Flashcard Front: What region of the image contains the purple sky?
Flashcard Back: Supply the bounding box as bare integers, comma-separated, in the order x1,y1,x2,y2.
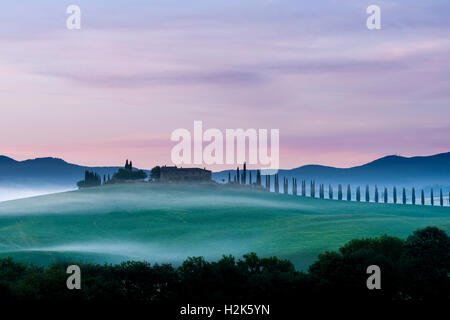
0,0,449,169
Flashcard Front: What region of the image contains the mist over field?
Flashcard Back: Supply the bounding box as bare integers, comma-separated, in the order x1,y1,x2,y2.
0,186,75,202
0,184,448,269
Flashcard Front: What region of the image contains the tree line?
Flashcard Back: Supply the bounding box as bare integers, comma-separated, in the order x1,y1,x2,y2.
0,227,448,303
227,164,449,206
77,160,147,189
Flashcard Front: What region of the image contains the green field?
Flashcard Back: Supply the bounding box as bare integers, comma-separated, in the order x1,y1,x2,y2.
0,183,449,270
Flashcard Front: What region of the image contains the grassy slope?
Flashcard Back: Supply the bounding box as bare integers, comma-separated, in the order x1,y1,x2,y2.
0,183,448,270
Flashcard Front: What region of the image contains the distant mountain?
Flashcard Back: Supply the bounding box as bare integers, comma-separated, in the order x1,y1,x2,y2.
213,152,450,189
1,153,449,191
0,156,126,188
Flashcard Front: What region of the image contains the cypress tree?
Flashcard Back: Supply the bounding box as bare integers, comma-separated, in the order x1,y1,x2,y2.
421,189,425,205
347,184,351,201
375,185,379,203
402,187,406,204
242,162,247,185
249,171,252,185
440,188,443,206
236,167,240,184
338,184,343,200
302,180,306,196
228,172,231,184
275,175,279,193
393,187,397,204
320,184,324,199
356,186,361,202
431,188,434,206
256,170,261,186
412,187,416,205
329,184,333,200
284,178,288,194
384,187,388,203
365,185,370,202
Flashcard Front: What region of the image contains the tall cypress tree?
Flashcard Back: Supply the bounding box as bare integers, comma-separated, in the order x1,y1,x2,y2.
375,185,379,203
365,185,370,202
236,167,240,184
242,162,247,185
421,189,425,205
411,187,416,205
440,188,443,206
256,170,261,186
402,187,406,204
384,187,388,203
431,188,434,206
356,186,361,202
275,175,279,193
346,184,351,201
393,187,397,204
228,172,231,184
320,184,324,199
302,180,306,196
338,184,343,200
329,184,333,200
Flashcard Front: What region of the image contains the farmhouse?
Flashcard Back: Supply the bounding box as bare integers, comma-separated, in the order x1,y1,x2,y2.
160,166,212,183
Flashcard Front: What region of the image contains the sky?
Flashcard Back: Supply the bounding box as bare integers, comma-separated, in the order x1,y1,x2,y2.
0,0,449,170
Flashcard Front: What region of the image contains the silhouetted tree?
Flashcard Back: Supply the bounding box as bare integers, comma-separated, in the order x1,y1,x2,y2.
236,167,240,184
356,186,361,202
77,170,101,189
402,188,406,204
329,184,333,200
412,187,416,205
151,166,161,180
431,188,434,206
365,185,370,202
346,184,351,201
421,189,425,205
440,188,443,206
384,187,388,203
393,187,397,204
274,175,279,193
242,163,247,185
256,170,261,186
302,180,306,197
375,185,379,203
338,184,343,200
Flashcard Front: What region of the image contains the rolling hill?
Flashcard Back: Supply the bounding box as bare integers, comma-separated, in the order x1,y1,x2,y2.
0,183,448,270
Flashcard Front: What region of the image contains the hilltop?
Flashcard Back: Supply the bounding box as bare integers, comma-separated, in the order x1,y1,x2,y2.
0,183,448,269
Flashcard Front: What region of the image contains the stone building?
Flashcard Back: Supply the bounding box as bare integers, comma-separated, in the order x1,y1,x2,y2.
159,166,212,183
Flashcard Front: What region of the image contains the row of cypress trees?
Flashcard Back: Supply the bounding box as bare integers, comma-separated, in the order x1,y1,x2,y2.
227,165,449,206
